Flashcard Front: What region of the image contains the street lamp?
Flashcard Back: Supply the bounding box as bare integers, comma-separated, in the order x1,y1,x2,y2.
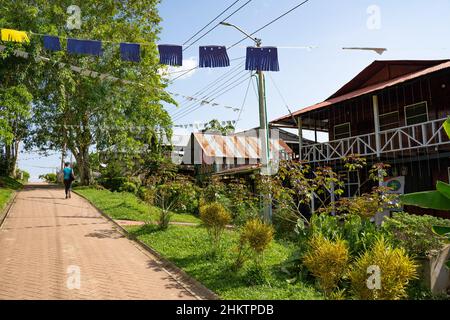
220,21,272,222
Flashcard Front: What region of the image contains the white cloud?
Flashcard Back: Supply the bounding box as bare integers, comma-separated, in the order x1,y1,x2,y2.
159,57,198,81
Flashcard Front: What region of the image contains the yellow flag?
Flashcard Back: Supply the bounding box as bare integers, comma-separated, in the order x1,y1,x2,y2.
1,29,30,43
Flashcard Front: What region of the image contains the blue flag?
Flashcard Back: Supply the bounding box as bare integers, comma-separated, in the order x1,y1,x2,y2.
245,47,280,72
158,44,183,66
43,35,62,52
199,46,230,68
120,43,141,62
67,39,103,56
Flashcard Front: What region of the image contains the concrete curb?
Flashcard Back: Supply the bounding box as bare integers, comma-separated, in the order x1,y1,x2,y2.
74,190,220,301
0,191,17,228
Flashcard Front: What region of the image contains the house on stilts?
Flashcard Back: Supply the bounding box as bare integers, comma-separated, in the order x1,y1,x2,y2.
271,59,450,219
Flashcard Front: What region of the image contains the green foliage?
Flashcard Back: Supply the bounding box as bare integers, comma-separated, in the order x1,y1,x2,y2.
349,237,418,300
39,173,57,183
75,188,200,224
17,170,30,183
234,219,274,270
1,1,173,185
382,212,450,257
200,202,232,255
201,177,258,225
0,176,23,190
119,181,138,194
156,180,199,214
127,224,323,300
400,178,450,211
202,119,235,135
303,234,350,295
310,214,378,255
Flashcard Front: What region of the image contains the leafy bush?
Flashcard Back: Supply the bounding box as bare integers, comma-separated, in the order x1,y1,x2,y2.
157,180,199,214
119,181,138,194
137,186,157,204
234,219,274,270
303,234,350,295
382,212,450,257
310,214,378,255
201,178,258,225
349,237,418,300
200,202,232,255
17,170,30,183
100,176,128,192
39,173,57,183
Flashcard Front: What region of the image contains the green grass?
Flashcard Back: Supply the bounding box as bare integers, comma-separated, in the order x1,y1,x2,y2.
0,177,23,211
75,188,201,224
127,224,323,300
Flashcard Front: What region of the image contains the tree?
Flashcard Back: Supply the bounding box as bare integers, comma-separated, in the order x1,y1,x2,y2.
0,85,32,176
1,1,173,185
202,119,235,135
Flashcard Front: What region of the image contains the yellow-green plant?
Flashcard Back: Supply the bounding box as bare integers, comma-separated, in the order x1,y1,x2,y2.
200,202,232,255
303,234,350,295
349,237,418,300
234,219,274,270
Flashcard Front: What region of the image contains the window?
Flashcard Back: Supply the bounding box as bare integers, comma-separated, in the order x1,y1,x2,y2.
334,123,351,140
379,111,399,131
404,102,428,126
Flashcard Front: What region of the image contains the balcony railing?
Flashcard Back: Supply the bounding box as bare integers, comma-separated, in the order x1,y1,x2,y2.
300,118,450,163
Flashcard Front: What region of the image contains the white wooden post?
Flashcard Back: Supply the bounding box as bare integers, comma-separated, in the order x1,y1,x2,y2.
298,116,303,160
372,95,381,158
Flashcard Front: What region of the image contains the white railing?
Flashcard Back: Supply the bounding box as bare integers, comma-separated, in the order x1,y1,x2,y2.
301,118,450,163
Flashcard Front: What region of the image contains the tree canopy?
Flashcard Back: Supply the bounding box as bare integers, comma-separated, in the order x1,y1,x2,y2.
0,0,174,184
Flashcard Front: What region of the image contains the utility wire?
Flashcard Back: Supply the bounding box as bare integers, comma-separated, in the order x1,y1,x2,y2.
235,74,254,126
169,61,246,114
173,74,252,121
183,0,253,51
228,0,311,49
182,0,242,46
171,68,248,118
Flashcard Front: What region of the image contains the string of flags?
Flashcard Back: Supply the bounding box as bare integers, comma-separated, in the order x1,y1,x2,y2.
0,27,281,71
0,43,242,113
173,120,237,130
167,91,241,112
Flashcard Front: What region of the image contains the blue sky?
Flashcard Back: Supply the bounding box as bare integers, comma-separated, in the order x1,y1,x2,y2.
19,0,450,180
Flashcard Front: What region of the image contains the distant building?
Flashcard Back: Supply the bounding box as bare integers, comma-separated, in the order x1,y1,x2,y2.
182,131,293,180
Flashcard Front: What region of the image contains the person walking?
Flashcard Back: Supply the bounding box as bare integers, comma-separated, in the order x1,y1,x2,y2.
63,162,75,199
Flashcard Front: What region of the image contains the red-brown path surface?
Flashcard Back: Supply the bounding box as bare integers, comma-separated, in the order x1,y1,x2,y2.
0,184,200,300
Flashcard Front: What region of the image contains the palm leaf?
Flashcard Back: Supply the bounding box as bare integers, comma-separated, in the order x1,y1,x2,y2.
437,181,450,201
444,117,450,139
400,191,450,211
432,225,450,238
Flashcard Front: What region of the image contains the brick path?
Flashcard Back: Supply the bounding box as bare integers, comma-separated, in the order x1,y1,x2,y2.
0,184,200,300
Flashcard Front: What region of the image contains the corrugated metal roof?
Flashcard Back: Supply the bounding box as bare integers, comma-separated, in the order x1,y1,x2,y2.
271,60,450,124
193,133,293,159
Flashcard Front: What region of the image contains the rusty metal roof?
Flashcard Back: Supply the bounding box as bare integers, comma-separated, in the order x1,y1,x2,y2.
271,60,450,125
193,133,293,159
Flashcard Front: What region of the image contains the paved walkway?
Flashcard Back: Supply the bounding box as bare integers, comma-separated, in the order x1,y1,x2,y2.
0,184,200,300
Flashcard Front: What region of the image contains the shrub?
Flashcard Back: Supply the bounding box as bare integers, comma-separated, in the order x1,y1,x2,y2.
137,186,157,204
234,219,274,270
303,234,350,295
200,202,232,255
382,212,450,257
39,173,57,183
119,181,138,194
100,176,128,192
157,180,199,214
349,237,418,300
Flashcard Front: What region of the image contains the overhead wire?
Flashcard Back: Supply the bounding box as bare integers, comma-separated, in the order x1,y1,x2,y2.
173,73,252,122
228,0,311,50
183,0,253,52
182,0,243,46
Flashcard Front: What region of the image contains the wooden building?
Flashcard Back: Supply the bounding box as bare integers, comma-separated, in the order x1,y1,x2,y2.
271,60,450,218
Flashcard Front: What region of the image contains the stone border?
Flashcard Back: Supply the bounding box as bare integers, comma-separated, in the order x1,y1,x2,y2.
0,191,17,228
74,190,220,300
